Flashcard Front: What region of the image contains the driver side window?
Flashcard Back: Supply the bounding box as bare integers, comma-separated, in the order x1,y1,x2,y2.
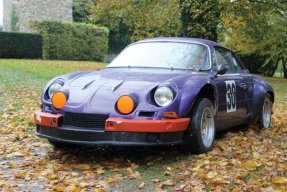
214,47,234,73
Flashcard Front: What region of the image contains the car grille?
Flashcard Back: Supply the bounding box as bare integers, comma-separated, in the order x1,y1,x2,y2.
63,111,109,130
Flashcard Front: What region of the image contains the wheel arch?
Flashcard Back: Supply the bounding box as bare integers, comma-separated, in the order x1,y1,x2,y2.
252,78,274,120
176,76,218,118
181,83,218,118
267,91,274,104
195,83,218,114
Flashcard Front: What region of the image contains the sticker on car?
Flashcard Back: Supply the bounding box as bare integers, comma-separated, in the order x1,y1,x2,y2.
225,80,236,113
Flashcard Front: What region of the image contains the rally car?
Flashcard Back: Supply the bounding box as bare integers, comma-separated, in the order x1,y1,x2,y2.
34,37,274,154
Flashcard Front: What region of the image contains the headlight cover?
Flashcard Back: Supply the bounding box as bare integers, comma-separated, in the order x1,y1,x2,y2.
48,83,63,98
154,86,175,107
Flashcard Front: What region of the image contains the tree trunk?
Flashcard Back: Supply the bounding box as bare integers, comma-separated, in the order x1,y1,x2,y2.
270,58,280,77
263,56,279,77
282,57,287,79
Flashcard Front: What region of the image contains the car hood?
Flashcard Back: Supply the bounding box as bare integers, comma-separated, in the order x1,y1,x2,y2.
58,68,201,113
69,68,191,89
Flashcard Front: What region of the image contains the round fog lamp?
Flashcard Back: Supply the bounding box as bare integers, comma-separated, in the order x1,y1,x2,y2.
52,92,68,110
117,95,136,114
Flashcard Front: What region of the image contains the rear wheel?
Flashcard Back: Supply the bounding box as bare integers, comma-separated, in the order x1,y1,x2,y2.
184,98,215,154
258,95,272,129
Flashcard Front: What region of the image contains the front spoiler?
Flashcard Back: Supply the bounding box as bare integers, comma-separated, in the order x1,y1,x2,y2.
34,111,190,146
36,125,185,146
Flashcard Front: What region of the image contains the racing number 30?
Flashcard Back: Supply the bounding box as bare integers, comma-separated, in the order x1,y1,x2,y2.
225,80,236,113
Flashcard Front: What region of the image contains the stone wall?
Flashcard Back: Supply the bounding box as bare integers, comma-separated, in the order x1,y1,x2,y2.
2,0,13,31
3,0,72,33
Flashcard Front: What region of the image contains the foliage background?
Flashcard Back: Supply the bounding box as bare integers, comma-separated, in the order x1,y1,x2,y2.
29,19,109,62
219,0,287,76
89,0,286,77
73,0,95,24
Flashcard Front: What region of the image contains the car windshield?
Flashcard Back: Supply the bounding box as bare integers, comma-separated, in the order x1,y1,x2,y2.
107,42,210,70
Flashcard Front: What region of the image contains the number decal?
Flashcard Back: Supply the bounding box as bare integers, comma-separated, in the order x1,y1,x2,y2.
225,80,236,113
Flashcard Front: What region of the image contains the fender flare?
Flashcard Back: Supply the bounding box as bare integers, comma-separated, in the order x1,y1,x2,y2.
251,78,274,121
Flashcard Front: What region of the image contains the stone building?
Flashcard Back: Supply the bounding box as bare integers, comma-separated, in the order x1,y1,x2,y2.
2,0,72,33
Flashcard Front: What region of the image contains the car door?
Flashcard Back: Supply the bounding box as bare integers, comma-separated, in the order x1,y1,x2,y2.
231,52,251,117
213,47,248,124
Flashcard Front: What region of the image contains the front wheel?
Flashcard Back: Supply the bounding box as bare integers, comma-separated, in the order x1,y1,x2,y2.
184,98,215,154
258,95,272,129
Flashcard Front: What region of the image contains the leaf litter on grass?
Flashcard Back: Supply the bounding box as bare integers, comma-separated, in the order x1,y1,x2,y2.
1,59,287,191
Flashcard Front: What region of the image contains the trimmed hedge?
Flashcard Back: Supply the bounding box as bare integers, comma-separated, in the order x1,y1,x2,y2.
0,31,42,59
29,19,109,62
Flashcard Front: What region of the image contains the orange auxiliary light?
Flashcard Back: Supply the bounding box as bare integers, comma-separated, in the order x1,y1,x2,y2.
52,92,68,110
117,95,136,115
163,112,178,119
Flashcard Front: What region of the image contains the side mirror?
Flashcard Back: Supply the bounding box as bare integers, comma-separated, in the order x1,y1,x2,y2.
215,64,227,77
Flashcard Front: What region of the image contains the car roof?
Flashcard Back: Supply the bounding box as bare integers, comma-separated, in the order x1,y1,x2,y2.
136,37,229,50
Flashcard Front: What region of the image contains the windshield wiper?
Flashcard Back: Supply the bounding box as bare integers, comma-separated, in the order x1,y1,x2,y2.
186,67,196,71
186,67,202,72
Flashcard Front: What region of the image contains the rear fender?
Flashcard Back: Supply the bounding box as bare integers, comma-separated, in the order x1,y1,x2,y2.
252,77,274,120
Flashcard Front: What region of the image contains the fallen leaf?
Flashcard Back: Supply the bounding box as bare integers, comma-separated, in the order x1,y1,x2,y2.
152,179,160,183
147,162,153,166
164,171,172,175
163,179,174,186
206,171,218,179
167,167,174,172
245,160,257,170
274,177,287,184
71,172,79,177
13,151,23,157
138,182,145,189
10,162,17,169
79,182,89,188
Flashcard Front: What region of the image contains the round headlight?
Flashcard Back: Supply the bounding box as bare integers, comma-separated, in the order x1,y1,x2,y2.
154,86,174,107
48,83,63,98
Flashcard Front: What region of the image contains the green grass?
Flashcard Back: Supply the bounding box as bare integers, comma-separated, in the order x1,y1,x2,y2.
265,76,287,104
0,59,107,114
0,59,107,88
273,73,284,78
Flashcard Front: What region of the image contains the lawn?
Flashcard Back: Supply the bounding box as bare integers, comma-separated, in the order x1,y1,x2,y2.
0,59,287,191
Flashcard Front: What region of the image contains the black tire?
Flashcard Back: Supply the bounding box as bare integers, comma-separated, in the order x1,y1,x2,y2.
184,98,216,154
258,95,272,129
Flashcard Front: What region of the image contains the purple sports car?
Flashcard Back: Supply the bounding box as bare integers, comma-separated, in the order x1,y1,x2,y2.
34,38,274,154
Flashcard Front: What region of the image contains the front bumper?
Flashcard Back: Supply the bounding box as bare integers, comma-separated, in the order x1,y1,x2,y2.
34,111,190,146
